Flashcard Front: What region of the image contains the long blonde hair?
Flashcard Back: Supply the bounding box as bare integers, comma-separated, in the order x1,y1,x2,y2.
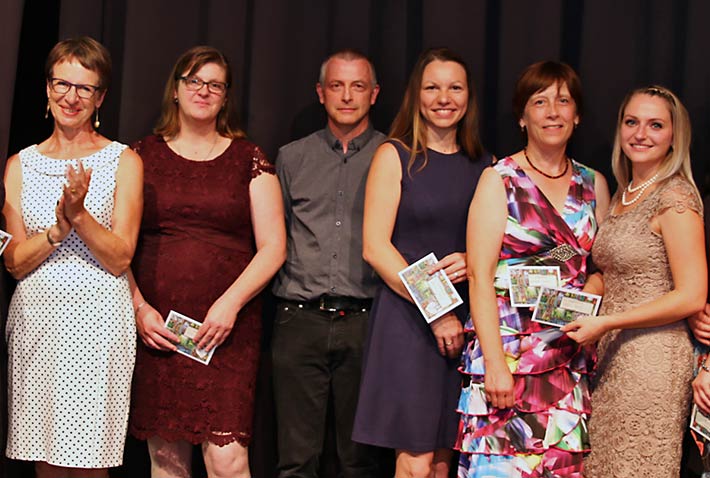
611,85,701,203
388,48,483,176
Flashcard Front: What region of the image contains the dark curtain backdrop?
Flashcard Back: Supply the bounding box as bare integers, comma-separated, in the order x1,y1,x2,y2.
2,1,710,477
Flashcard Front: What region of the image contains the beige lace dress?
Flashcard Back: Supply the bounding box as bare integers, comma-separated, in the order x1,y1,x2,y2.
585,175,702,477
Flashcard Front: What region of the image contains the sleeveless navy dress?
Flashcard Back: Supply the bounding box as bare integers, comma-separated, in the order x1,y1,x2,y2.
352,141,488,451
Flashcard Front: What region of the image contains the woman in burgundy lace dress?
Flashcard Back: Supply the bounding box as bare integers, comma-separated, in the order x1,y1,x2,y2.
128,46,285,478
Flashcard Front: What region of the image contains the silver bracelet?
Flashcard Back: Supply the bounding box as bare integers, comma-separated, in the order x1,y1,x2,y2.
135,302,147,314
701,355,710,373
46,228,62,247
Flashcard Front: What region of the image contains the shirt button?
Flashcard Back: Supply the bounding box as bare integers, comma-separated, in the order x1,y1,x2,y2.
332,253,337,258
330,287,336,293
335,220,342,227
338,190,344,196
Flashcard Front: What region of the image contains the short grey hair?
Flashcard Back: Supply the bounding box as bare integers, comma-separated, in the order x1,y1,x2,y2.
318,49,377,87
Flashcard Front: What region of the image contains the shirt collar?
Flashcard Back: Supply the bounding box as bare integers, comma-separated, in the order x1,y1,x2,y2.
324,124,375,155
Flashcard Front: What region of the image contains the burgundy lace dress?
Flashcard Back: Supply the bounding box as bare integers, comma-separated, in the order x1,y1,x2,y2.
129,135,273,446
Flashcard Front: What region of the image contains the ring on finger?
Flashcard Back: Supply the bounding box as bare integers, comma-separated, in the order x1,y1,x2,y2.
453,271,459,278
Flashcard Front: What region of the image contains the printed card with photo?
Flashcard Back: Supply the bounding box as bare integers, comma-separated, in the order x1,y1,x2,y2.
690,404,710,441
164,310,215,365
507,266,561,307
398,252,464,324
532,286,602,328
0,229,13,256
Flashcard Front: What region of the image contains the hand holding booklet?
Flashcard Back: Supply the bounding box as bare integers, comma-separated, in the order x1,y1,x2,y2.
532,286,602,328
398,253,464,323
164,310,216,365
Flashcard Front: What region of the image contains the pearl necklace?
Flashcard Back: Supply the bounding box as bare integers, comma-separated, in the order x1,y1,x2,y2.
621,173,659,206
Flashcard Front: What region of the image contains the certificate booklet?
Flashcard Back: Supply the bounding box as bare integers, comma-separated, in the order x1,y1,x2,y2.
507,266,561,307
690,404,710,441
532,286,602,328
0,229,12,256
398,253,464,323
164,310,215,365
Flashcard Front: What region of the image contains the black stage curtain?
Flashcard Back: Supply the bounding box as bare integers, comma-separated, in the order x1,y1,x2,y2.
2,1,709,477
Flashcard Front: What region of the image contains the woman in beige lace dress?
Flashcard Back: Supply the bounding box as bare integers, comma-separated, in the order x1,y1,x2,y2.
561,85,707,477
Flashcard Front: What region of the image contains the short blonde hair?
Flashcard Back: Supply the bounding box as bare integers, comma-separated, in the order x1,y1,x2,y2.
611,85,701,203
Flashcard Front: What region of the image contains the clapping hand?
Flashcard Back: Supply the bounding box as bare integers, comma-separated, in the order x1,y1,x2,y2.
62,159,92,223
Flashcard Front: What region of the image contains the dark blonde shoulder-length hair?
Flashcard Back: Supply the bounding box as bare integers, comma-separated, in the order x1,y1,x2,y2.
388,47,484,176
154,46,245,140
611,85,701,203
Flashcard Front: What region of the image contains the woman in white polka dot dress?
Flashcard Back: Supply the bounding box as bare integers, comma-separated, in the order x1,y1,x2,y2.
1,37,143,477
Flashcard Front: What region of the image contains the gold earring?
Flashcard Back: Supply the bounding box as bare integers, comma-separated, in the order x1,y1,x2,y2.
45,100,50,119
94,107,100,129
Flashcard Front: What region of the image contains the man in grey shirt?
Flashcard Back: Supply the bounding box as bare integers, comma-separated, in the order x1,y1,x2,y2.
271,49,385,477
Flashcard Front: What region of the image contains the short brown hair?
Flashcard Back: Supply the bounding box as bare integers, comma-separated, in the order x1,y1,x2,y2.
45,36,112,90
512,61,583,123
154,46,245,140
389,47,484,175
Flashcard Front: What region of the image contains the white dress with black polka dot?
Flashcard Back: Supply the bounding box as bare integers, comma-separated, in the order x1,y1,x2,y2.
5,142,136,468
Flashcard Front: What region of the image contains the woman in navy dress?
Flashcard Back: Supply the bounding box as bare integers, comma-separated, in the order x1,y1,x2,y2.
352,48,490,478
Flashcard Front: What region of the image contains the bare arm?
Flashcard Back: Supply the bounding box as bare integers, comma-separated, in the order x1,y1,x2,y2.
128,269,179,351
65,149,143,276
563,205,707,344
583,271,604,296
2,155,72,279
362,143,409,299
362,143,464,357
194,171,286,351
593,170,611,224
467,167,514,408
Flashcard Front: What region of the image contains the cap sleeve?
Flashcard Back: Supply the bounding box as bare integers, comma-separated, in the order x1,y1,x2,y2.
653,175,703,217
250,143,275,179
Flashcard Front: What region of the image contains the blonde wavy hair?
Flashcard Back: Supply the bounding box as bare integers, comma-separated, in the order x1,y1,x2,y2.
611,85,701,203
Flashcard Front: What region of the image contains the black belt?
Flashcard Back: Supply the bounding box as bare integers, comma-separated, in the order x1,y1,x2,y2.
286,295,372,313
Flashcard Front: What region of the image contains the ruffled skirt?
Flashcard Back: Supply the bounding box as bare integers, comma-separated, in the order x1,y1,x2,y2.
455,299,594,478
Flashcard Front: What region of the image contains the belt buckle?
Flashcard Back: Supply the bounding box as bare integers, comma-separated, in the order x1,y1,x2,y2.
319,296,337,312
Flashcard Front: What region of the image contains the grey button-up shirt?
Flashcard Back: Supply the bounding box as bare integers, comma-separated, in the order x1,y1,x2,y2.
272,125,386,301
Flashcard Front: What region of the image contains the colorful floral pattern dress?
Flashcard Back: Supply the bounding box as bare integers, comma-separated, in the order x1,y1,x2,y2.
456,156,598,478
